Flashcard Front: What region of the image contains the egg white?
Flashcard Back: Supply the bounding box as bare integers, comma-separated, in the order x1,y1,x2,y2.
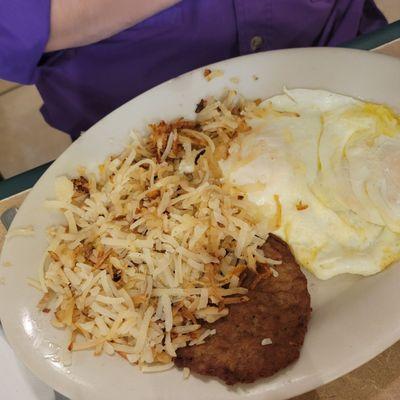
220,89,400,279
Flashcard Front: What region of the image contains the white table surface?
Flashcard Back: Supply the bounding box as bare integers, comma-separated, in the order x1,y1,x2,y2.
0,326,59,399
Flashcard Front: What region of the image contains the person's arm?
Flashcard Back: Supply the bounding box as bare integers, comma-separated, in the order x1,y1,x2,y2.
46,0,180,52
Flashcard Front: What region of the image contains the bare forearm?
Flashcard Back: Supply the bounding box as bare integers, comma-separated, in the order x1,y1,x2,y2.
46,0,180,52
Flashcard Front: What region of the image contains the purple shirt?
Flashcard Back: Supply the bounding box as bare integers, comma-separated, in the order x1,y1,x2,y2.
0,0,386,140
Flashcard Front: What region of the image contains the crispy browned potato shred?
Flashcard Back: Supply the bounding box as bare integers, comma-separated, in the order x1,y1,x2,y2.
39,91,289,373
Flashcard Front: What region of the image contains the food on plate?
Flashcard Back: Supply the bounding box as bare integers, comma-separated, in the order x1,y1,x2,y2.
36,86,400,382
40,91,295,375
175,233,311,385
203,68,224,81
221,89,400,279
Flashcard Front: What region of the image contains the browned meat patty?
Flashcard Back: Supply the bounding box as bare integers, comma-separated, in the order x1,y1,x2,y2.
174,234,311,385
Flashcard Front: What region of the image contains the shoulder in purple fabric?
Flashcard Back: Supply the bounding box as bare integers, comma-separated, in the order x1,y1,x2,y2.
0,0,386,139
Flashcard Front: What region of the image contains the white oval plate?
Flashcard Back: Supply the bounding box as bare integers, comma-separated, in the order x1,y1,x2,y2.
1,48,400,400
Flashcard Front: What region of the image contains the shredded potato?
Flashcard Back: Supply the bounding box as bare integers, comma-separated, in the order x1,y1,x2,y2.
6,226,35,239
38,91,273,370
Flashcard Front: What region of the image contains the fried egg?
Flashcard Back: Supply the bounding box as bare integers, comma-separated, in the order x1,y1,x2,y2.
220,89,400,279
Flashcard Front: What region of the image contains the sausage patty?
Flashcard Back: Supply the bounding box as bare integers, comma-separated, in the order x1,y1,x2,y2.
174,234,311,385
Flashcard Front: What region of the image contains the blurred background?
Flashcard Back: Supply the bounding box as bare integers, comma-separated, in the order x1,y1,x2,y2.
0,0,399,180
